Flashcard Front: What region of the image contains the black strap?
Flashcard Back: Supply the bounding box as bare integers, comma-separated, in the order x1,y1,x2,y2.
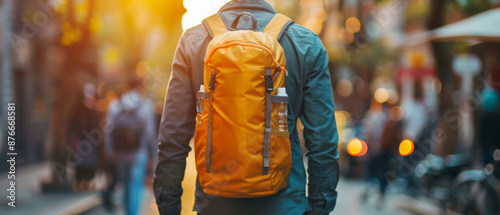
263,68,273,175
206,69,216,173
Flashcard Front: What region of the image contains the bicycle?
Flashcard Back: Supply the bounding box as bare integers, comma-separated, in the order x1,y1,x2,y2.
442,149,500,215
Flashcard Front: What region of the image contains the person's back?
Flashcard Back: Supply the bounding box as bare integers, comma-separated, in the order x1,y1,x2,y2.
106,89,157,161
104,85,158,215
154,1,339,214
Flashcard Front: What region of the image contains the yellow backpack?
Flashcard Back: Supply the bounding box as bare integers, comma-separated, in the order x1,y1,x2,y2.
194,12,293,198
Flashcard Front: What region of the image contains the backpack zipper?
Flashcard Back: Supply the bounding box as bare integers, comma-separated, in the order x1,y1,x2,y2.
205,41,285,70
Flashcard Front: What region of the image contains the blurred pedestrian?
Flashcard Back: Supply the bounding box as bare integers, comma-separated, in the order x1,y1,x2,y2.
154,0,339,215
68,84,101,192
103,77,158,215
399,81,429,196
479,86,500,165
360,97,391,208
401,81,427,142
375,101,402,205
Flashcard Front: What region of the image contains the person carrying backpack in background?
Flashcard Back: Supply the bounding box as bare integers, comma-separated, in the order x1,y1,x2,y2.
104,77,158,215
154,0,339,215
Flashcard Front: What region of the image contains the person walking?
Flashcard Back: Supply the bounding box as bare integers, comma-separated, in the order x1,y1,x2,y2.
104,78,158,215
360,98,401,209
154,1,339,215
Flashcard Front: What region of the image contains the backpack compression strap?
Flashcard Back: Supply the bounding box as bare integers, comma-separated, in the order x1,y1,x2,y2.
263,14,293,41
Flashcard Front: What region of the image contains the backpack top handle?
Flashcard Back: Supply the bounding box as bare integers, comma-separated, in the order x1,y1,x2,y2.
203,13,293,40
229,12,257,31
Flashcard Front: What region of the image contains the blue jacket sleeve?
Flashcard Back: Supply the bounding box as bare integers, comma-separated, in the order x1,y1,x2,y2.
299,35,340,215
153,32,196,215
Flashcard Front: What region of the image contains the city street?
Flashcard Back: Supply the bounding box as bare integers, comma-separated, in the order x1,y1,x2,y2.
84,146,420,215
2,0,500,214
1,143,446,215
1,143,443,215
84,178,419,215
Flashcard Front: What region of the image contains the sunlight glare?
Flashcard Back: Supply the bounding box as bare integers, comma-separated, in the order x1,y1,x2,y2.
182,0,231,31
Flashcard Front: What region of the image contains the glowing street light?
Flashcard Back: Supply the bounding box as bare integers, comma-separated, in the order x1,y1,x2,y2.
399,139,414,156
347,138,368,156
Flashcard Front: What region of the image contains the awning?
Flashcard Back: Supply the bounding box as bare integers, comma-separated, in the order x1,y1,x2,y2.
406,8,500,47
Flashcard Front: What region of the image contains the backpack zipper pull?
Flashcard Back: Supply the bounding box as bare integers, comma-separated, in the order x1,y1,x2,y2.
275,67,281,78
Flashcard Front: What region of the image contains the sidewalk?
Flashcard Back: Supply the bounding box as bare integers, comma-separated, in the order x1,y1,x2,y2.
0,162,101,215
332,178,449,215
332,179,411,215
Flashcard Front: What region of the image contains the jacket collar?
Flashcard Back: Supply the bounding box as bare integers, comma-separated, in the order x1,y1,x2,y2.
219,0,276,14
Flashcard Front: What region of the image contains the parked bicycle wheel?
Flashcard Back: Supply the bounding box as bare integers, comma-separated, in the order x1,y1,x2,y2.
443,171,500,215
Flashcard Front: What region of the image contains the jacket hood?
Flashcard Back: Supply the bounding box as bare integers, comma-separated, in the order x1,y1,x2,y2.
219,0,276,14
120,89,142,109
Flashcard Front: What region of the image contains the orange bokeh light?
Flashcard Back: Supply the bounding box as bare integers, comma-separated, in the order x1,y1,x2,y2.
389,106,404,121
399,139,414,156
347,138,368,156
359,140,368,156
345,17,361,33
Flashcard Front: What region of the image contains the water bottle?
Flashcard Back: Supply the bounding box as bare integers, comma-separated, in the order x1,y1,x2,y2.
196,85,204,124
276,87,288,132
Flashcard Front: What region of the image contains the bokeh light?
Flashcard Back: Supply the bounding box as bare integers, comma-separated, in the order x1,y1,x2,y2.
136,61,150,77
347,138,362,155
374,88,389,103
345,17,361,33
494,149,500,161
347,138,368,156
358,140,368,156
405,51,428,68
389,106,404,121
336,79,354,97
399,139,414,156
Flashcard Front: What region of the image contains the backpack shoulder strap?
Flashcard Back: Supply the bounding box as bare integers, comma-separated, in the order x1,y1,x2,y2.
263,13,294,41
203,13,227,39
